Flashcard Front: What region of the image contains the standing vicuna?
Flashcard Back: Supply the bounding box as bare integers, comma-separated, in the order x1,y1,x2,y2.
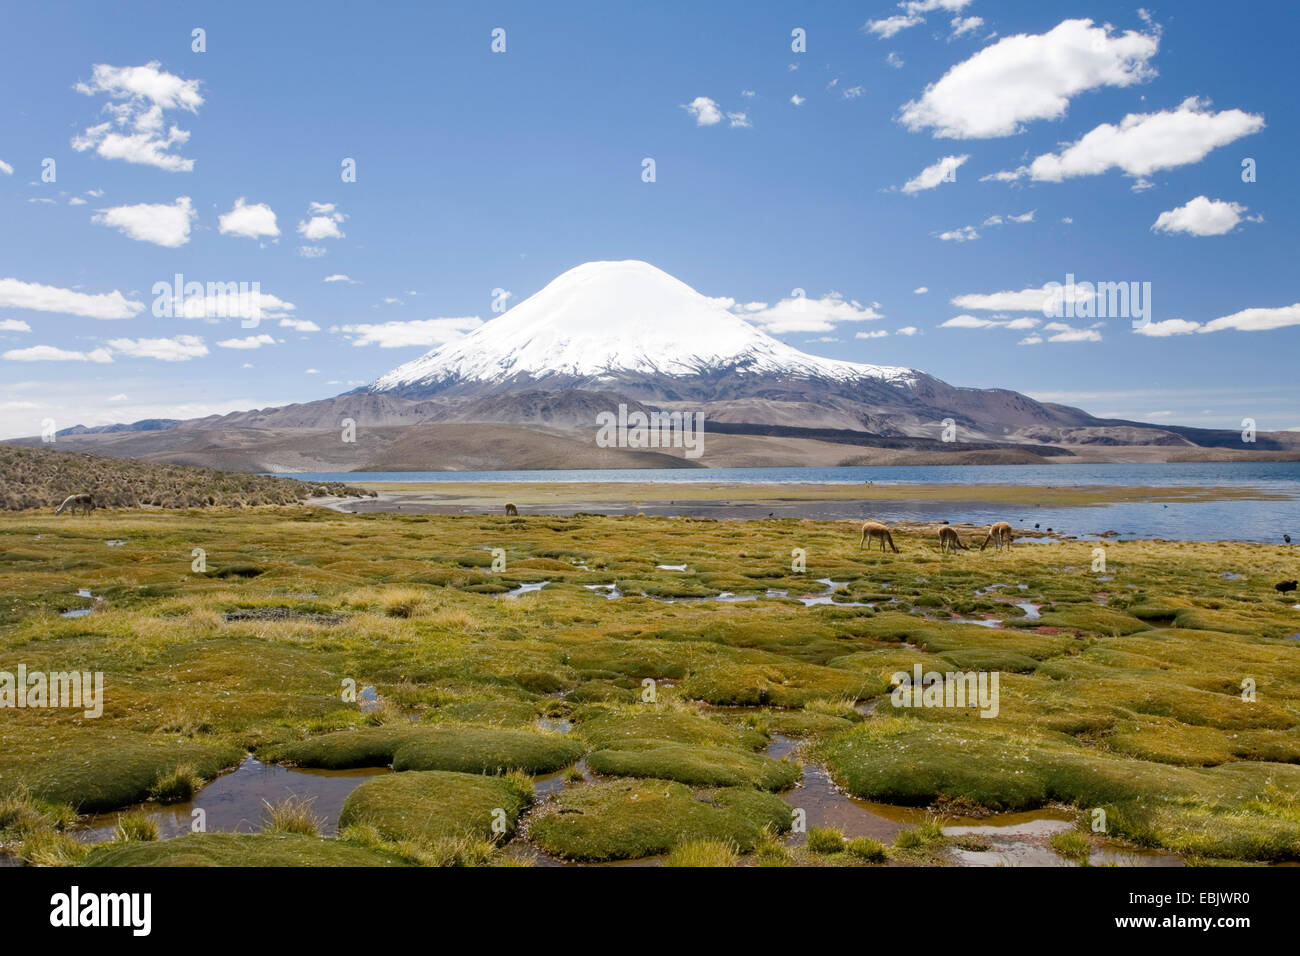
938,526,967,554
980,521,1014,551
859,521,900,553
55,493,95,516
504,503,519,516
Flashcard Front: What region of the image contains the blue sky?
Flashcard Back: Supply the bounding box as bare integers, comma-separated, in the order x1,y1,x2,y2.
2,0,1297,439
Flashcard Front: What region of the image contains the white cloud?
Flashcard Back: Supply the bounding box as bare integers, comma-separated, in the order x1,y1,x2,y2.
4,345,112,363
937,225,979,242
0,319,32,332
865,1,972,38
741,90,756,98
323,274,353,283
279,318,321,332
1018,335,1043,345
913,287,928,295
993,98,1265,183
92,196,195,247
1046,325,1103,343
72,62,202,172
942,314,1042,331
951,284,1094,313
790,94,806,106
727,111,751,128
299,246,327,258
216,334,275,349
942,314,998,328
843,85,867,98
738,293,884,334
106,335,208,361
901,154,967,194
339,317,483,348
1151,195,1252,237
896,326,920,335
1199,304,1300,334
1134,318,1200,337
855,330,890,339
865,14,922,38
885,53,904,69
950,16,983,37
219,198,279,239
683,97,723,126
0,160,13,175
899,19,1159,139
297,202,346,241
0,278,143,319
68,197,87,205
175,290,295,323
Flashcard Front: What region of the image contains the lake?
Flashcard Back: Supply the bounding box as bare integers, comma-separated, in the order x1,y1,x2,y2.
287,461,1300,543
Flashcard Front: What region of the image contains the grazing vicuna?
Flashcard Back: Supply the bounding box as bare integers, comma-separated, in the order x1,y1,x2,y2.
859,521,900,553
505,503,519,516
938,526,967,554
55,493,95,516
980,521,1013,551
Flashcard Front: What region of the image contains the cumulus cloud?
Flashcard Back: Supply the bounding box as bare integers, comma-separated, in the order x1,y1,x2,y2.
790,94,806,106
72,62,202,171
950,15,983,37
856,329,889,339
0,319,31,332
106,334,208,361
936,226,979,242
1133,318,1200,337
990,98,1265,183
216,334,275,349
219,198,279,239
339,317,484,348
737,293,885,334
901,154,967,193
683,97,723,126
896,326,920,335
0,278,143,319
0,159,12,176
297,201,346,241
323,274,354,283
899,19,1159,139
279,318,321,332
951,284,1095,313
913,287,928,295
865,0,972,38
3,345,113,363
1199,304,1300,334
92,196,195,247
1045,324,1103,342
1151,196,1254,237
175,290,295,323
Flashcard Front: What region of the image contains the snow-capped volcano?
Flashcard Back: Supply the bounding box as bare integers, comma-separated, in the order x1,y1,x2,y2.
369,260,918,396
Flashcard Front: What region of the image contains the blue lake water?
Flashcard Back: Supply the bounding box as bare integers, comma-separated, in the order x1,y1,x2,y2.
289,462,1300,543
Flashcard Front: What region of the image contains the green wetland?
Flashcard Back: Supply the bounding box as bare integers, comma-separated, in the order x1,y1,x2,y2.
2,501,1299,867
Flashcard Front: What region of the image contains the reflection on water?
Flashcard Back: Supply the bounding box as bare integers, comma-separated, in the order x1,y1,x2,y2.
766,735,1182,867
75,757,387,842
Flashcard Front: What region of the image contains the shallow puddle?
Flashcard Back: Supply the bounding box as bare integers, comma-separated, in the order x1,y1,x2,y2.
74,756,388,843
502,580,549,598
767,735,1183,867
61,588,96,617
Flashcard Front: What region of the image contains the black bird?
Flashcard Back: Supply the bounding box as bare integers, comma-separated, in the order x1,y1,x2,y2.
1286,534,1292,544
1276,580,1298,594
1034,523,1040,529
